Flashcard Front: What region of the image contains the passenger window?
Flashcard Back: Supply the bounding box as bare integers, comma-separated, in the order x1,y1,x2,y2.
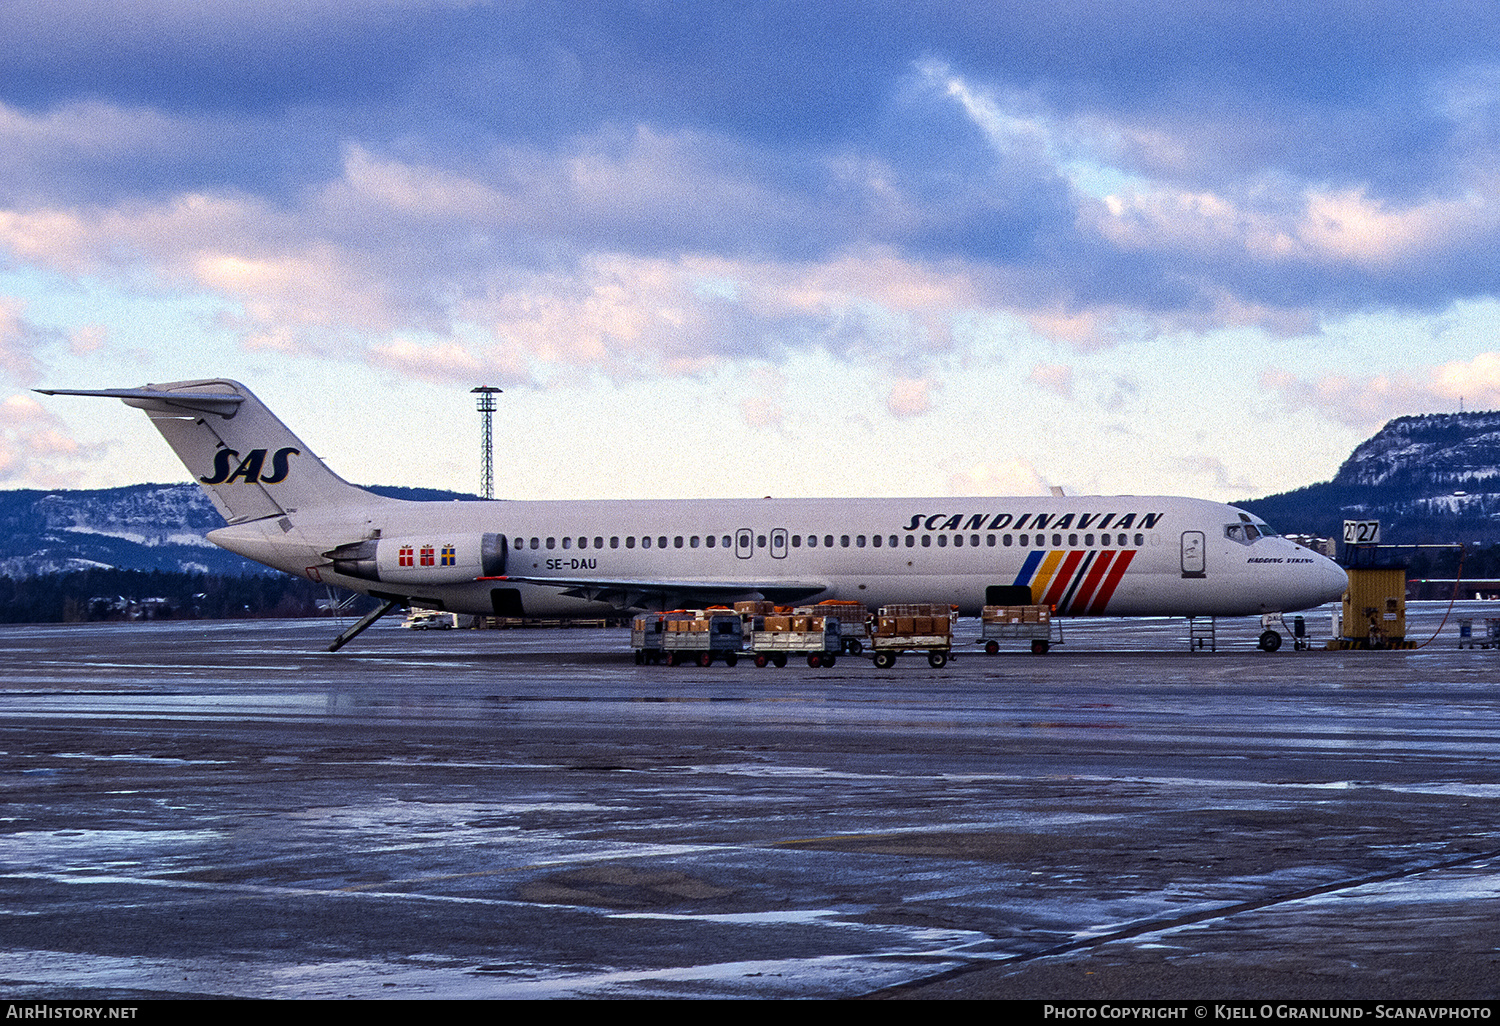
1053,534,1062,547
530,537,539,550
1003,534,1012,546
1084,534,1094,546
872,535,881,547
611,537,619,549
658,536,667,549
722,536,731,548
626,536,635,549
808,535,817,548
707,535,716,548
905,535,915,548
757,535,766,548
921,535,931,547
856,535,865,548
889,535,898,548
1068,534,1077,547
642,537,651,549
674,536,684,548
840,535,850,547
972,534,981,547
690,536,699,548
824,535,833,548
1018,534,1027,547
546,537,556,549
514,537,523,551
937,534,947,547
594,537,603,549
953,534,963,547
1134,533,1144,546
562,537,571,549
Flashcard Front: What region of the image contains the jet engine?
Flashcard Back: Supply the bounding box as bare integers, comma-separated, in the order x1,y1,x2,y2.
322,533,506,585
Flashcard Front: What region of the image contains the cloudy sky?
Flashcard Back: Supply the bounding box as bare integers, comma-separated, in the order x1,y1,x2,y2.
4,1,1500,506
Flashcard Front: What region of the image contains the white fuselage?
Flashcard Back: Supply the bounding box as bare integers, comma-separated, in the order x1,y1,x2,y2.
208,493,1349,619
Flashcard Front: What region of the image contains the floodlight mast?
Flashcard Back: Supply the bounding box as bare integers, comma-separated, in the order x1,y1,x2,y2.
471,385,502,500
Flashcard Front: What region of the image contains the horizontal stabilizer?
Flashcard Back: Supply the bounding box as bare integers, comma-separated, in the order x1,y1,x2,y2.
34,388,245,417
39,379,369,524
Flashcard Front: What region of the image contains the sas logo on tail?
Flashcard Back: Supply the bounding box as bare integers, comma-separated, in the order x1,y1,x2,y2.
200,447,300,485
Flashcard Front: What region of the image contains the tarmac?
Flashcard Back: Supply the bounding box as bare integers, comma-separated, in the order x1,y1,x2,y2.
0,604,1496,1000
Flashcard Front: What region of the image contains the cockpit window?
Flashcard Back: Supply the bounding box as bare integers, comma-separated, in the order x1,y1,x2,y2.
1229,512,1281,541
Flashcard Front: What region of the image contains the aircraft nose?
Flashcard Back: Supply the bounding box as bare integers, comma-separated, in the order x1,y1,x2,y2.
1316,556,1348,604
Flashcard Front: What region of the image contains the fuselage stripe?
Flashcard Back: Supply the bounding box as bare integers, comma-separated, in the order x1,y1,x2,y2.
1013,549,1046,595
1070,549,1117,613
1087,549,1137,614
1059,550,1101,613
1042,550,1085,608
1032,550,1066,604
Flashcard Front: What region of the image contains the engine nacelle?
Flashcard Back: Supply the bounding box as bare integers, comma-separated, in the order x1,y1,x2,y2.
323,533,506,585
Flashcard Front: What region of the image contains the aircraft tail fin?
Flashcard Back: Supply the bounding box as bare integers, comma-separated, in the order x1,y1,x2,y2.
38,379,370,524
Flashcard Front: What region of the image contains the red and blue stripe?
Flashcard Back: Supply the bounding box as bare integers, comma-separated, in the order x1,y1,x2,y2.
1013,549,1136,614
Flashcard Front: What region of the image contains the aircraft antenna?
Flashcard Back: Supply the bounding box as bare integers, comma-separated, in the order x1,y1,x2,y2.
471,385,502,500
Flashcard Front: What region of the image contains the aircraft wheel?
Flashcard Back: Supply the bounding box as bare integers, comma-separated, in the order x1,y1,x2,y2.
928,651,948,669
807,654,822,668
1031,639,1049,655
873,651,896,669
1258,630,1283,653
985,640,999,655
754,654,769,668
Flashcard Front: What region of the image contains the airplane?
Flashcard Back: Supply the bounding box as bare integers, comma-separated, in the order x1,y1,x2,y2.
38,378,1348,652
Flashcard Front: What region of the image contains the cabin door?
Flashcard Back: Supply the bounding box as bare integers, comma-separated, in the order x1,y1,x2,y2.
1181,531,1206,578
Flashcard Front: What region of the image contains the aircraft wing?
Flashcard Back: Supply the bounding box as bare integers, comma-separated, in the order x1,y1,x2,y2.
490,574,831,610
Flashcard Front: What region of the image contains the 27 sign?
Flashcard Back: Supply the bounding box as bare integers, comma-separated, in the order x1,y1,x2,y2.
1343,520,1381,545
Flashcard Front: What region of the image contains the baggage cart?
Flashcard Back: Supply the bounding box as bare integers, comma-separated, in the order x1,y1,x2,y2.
869,604,955,669
978,604,1060,654
659,610,743,666
747,617,842,668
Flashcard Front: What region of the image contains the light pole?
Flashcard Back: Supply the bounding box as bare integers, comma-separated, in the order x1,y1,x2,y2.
471,386,502,500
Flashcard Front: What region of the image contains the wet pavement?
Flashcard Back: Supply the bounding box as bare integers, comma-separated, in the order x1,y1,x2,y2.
0,604,1496,999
